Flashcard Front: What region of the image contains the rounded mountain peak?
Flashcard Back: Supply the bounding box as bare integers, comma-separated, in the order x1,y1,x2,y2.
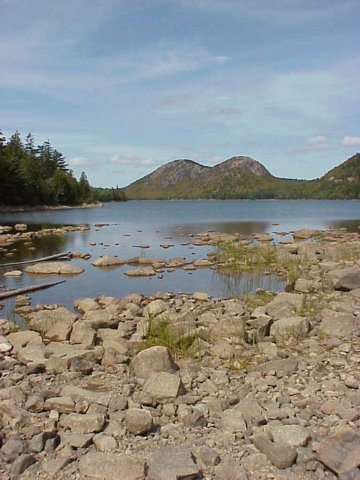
214,156,272,177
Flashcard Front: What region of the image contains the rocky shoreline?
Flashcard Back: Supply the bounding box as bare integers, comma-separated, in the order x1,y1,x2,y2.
0,203,103,214
1,228,360,479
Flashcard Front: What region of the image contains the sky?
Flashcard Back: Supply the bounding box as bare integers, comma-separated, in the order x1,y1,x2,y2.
1,0,360,187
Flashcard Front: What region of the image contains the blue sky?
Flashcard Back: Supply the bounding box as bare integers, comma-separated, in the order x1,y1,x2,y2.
1,0,360,187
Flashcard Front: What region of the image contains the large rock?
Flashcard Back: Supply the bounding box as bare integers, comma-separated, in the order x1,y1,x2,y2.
221,409,246,433
147,445,199,480
335,271,360,291
124,267,156,277
79,452,146,479
317,427,360,474
25,261,84,275
131,346,178,379
320,310,359,338
268,424,311,447
257,358,298,376
28,307,77,335
209,316,246,342
92,256,127,267
70,321,95,348
82,309,119,329
143,372,183,401
252,433,297,469
7,330,42,350
125,408,153,435
270,316,310,343
60,413,106,434
143,300,168,319
236,396,265,428
75,297,101,313
60,385,111,407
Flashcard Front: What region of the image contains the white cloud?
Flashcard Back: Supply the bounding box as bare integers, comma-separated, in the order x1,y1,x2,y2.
68,157,97,168
294,135,335,153
110,153,160,168
342,136,360,147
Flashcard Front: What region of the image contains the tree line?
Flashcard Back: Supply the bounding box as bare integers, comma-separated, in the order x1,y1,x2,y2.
0,130,126,206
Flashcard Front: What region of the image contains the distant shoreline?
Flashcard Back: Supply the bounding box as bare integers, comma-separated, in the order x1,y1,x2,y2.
0,202,103,214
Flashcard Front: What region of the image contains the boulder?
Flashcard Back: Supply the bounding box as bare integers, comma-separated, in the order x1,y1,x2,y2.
7,330,42,350
44,396,75,414
70,321,95,348
221,409,246,433
124,267,156,277
92,255,127,267
143,300,168,319
147,445,199,480
125,408,153,435
75,297,101,313
131,346,178,379
82,309,119,329
25,261,84,274
28,307,77,335
317,427,360,475
79,452,146,480
268,424,311,447
320,310,359,338
335,271,360,291
92,434,117,452
270,316,310,343
60,385,111,407
257,358,298,376
252,433,297,469
143,372,183,401
236,396,265,428
4,270,23,277
60,413,106,434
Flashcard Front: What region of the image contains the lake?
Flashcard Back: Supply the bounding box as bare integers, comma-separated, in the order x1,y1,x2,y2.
1,200,360,324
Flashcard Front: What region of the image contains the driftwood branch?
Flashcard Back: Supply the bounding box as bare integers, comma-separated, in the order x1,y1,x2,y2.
1,252,71,268
0,280,66,300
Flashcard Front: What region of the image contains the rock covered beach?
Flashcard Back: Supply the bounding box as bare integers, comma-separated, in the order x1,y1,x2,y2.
0,226,360,479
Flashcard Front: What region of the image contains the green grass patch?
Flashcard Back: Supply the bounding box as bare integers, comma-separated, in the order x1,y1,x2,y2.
142,318,200,359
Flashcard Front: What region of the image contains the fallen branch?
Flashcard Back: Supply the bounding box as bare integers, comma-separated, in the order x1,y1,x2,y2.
0,280,66,300
1,252,71,268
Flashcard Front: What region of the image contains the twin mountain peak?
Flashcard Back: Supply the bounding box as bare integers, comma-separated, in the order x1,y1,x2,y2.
124,153,360,200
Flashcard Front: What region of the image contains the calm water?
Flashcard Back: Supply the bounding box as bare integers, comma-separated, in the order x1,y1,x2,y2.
1,200,360,324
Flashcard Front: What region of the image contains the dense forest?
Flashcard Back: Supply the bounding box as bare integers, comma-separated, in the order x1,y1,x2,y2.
0,130,126,206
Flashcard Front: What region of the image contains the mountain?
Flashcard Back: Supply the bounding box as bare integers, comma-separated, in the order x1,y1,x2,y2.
124,154,360,200
322,153,360,181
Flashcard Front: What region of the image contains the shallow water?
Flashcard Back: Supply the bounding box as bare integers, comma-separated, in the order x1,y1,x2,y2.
1,200,359,322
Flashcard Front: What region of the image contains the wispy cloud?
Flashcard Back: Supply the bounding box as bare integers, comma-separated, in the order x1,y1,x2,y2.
109,153,160,168
294,135,335,153
176,0,358,25
153,93,191,110
68,157,98,169
208,107,241,117
342,136,360,147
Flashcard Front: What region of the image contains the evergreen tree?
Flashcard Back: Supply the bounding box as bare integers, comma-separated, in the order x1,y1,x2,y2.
78,171,91,202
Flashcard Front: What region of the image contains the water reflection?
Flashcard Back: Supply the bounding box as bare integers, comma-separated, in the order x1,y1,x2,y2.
211,269,285,298
1,200,359,326
325,219,360,232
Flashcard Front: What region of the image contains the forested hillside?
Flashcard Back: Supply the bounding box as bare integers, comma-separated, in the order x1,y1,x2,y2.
125,154,360,200
0,130,126,206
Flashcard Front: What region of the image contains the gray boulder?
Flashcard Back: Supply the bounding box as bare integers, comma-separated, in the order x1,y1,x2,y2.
25,261,84,274
143,372,183,401
147,445,199,480
131,346,178,379
79,452,146,479
125,408,153,435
